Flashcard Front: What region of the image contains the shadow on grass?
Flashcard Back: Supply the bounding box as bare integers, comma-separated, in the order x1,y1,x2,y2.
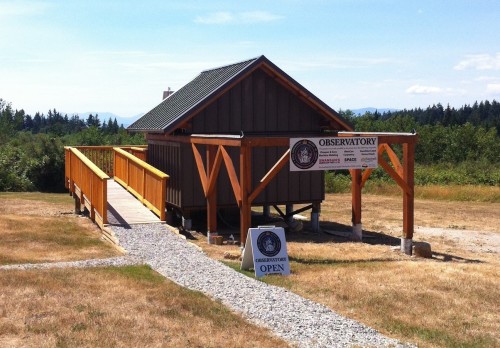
185,211,485,264
431,251,483,263
287,221,485,264
286,220,401,246
288,256,403,265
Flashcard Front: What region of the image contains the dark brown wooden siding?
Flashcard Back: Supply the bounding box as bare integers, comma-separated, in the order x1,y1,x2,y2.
149,141,324,211
148,67,329,212
148,141,183,207
191,69,326,135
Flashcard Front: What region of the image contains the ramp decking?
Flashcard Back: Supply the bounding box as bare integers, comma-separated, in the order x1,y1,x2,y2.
107,179,162,226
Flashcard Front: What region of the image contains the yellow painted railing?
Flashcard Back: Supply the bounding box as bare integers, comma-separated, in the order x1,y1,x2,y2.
127,147,148,161
64,147,110,228
75,146,147,176
113,147,168,221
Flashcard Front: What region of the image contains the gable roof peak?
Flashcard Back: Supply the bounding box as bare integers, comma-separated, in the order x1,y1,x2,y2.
201,55,263,74
128,55,352,133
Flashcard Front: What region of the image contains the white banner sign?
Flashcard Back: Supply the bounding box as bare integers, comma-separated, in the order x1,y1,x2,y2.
289,137,378,171
241,226,290,277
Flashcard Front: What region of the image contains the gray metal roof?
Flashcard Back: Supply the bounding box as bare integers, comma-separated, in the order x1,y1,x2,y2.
128,56,260,132
128,55,353,133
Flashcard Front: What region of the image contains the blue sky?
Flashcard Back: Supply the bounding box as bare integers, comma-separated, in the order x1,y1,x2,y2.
1,0,499,118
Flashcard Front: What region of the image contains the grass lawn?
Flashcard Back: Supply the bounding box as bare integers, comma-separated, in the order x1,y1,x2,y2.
0,193,120,264
0,266,288,347
0,193,289,347
193,192,500,348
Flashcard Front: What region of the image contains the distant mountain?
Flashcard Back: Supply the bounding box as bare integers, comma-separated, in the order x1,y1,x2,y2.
350,107,399,115
76,112,143,128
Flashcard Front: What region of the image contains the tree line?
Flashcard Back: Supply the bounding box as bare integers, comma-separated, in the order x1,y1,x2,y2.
0,97,499,192
335,99,499,186
346,99,500,130
0,98,145,192
0,99,123,138
341,110,499,165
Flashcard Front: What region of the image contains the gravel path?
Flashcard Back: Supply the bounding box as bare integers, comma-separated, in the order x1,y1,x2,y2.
113,223,412,348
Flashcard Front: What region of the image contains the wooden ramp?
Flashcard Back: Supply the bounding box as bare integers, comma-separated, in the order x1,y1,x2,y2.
107,179,162,226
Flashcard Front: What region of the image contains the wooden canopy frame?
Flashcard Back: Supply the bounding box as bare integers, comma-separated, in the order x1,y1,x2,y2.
151,132,418,255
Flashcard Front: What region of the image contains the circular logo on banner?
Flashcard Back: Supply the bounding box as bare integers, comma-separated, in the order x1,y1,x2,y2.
291,139,318,169
257,231,281,257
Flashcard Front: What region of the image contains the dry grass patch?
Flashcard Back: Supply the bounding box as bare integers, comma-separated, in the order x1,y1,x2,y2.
274,250,499,348
321,193,500,234
362,183,500,203
0,192,76,205
191,194,500,347
0,265,289,347
0,193,120,265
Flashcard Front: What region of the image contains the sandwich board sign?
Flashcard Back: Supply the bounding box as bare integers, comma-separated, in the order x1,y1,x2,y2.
241,226,290,277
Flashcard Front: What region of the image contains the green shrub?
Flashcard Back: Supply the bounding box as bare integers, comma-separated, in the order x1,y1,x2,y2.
325,171,351,193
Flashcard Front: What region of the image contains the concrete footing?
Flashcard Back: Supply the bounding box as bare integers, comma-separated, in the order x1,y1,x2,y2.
311,202,321,233
352,223,362,241
207,231,218,244
401,238,413,255
413,241,432,258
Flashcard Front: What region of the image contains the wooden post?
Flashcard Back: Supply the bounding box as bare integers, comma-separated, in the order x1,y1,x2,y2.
74,195,81,214
402,142,415,255
160,176,167,222
351,169,362,241
207,145,218,237
240,145,251,246
102,178,107,225
285,204,293,223
141,167,146,199
263,205,271,219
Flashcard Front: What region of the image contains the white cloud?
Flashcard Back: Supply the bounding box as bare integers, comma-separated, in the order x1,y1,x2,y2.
487,83,500,94
454,53,500,71
194,11,234,24
476,76,499,82
405,84,443,94
195,11,283,24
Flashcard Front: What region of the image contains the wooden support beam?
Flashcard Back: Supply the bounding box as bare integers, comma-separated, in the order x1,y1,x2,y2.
382,143,403,177
220,146,242,206
240,145,252,246
207,145,218,234
191,136,243,147
378,156,411,195
272,205,286,220
206,146,223,197
361,168,373,189
402,142,415,255
191,143,208,195
378,143,411,195
243,137,290,147
248,149,290,204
